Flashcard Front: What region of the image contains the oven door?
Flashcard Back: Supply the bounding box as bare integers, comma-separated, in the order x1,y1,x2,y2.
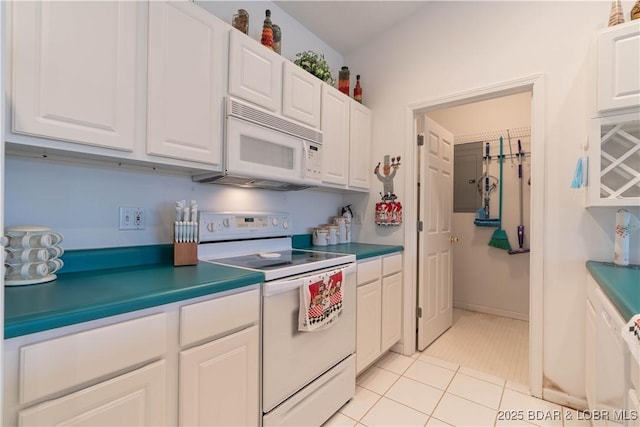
262,263,356,413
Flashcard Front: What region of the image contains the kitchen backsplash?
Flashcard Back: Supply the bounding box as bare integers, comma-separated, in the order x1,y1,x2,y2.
5,155,353,250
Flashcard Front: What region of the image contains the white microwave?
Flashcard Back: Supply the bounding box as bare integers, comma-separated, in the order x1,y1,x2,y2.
193,97,323,191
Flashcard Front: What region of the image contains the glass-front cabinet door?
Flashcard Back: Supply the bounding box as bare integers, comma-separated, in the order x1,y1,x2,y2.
588,112,640,206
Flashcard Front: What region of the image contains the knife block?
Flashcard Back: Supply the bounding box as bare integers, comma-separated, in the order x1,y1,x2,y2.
174,242,198,266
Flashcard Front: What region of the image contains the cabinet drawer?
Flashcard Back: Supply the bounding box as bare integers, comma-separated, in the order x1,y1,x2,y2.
382,253,402,276
180,288,259,347
357,258,381,286
20,313,167,405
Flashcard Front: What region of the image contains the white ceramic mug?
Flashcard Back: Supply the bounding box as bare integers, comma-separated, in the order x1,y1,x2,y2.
5,248,50,263
7,232,63,249
47,246,65,258
312,228,328,246
5,262,49,280
47,258,64,274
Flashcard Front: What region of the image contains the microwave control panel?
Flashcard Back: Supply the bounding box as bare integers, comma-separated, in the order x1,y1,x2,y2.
306,142,322,181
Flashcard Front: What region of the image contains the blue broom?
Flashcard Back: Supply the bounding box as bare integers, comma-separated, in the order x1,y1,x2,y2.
488,136,512,251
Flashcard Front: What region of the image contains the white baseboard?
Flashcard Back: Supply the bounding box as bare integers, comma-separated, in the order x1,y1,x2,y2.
543,388,589,411
453,301,529,322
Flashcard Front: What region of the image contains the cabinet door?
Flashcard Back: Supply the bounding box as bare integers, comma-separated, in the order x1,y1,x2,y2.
356,280,382,374
179,325,259,427
594,287,627,414
147,1,224,167
282,62,321,128
597,21,640,112
321,84,350,186
349,101,372,189
228,30,282,112
12,2,139,151
585,294,597,411
587,113,640,206
18,361,166,427
381,271,403,351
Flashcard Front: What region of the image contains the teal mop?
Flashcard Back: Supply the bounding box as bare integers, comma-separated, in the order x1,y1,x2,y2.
488,136,512,251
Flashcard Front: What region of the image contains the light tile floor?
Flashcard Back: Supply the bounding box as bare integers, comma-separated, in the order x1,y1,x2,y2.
324,351,590,427
421,309,529,385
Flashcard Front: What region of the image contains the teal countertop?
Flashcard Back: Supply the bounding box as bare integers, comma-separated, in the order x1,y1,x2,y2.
293,235,404,260
4,245,263,339
5,240,403,339
586,260,640,321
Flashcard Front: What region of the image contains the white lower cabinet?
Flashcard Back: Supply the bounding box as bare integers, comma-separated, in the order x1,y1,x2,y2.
585,273,628,424
18,361,166,427
356,253,403,374
178,289,260,427
3,286,260,427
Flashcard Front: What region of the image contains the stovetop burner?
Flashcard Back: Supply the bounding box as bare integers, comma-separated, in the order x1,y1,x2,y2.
213,250,349,271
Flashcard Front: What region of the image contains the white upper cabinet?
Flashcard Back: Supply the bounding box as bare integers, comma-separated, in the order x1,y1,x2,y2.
321,84,350,186
597,20,640,112
349,101,373,190
228,30,283,112
147,1,225,167
282,62,321,128
11,1,139,151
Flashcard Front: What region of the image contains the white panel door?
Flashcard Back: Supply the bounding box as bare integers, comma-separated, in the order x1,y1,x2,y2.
349,101,372,189
147,1,224,167
356,280,381,374
597,21,640,112
282,62,321,128
321,84,350,186
417,116,454,350
381,271,403,351
228,30,282,112
179,325,259,427
12,1,138,151
19,361,166,427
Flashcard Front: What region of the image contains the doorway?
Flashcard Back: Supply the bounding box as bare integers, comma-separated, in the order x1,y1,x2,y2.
401,75,545,398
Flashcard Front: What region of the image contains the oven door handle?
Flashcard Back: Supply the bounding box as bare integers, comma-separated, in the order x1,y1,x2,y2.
263,263,355,297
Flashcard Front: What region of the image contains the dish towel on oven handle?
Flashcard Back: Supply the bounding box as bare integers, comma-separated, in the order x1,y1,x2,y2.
298,268,344,332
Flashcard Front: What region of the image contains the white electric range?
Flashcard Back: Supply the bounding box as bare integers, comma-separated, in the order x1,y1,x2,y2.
198,212,356,426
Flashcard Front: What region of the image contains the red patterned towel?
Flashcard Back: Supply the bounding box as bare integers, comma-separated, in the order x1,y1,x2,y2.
299,269,344,332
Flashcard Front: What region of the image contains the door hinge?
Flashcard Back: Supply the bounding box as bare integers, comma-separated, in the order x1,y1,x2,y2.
417,134,424,146
416,306,423,318
417,221,423,232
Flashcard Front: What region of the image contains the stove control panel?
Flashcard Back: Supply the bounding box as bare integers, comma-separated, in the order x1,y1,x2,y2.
199,212,292,242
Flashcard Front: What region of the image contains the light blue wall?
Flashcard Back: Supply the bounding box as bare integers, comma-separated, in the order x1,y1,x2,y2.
5,155,350,250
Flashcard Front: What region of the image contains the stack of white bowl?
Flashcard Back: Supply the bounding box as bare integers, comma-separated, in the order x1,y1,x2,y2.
3,226,64,286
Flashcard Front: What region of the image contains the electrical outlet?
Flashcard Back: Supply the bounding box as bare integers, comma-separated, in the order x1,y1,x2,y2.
119,207,145,230
355,211,362,225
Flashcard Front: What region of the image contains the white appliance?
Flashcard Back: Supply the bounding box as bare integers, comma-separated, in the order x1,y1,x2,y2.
623,316,640,427
198,212,356,426
192,97,323,191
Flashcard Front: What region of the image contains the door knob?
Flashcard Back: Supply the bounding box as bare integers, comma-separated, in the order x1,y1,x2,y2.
450,236,459,243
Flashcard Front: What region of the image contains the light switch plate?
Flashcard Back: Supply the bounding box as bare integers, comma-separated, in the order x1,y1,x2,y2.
119,207,145,230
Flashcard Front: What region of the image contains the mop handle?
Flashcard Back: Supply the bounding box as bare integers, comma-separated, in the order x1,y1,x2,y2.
518,140,524,225
498,136,504,225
